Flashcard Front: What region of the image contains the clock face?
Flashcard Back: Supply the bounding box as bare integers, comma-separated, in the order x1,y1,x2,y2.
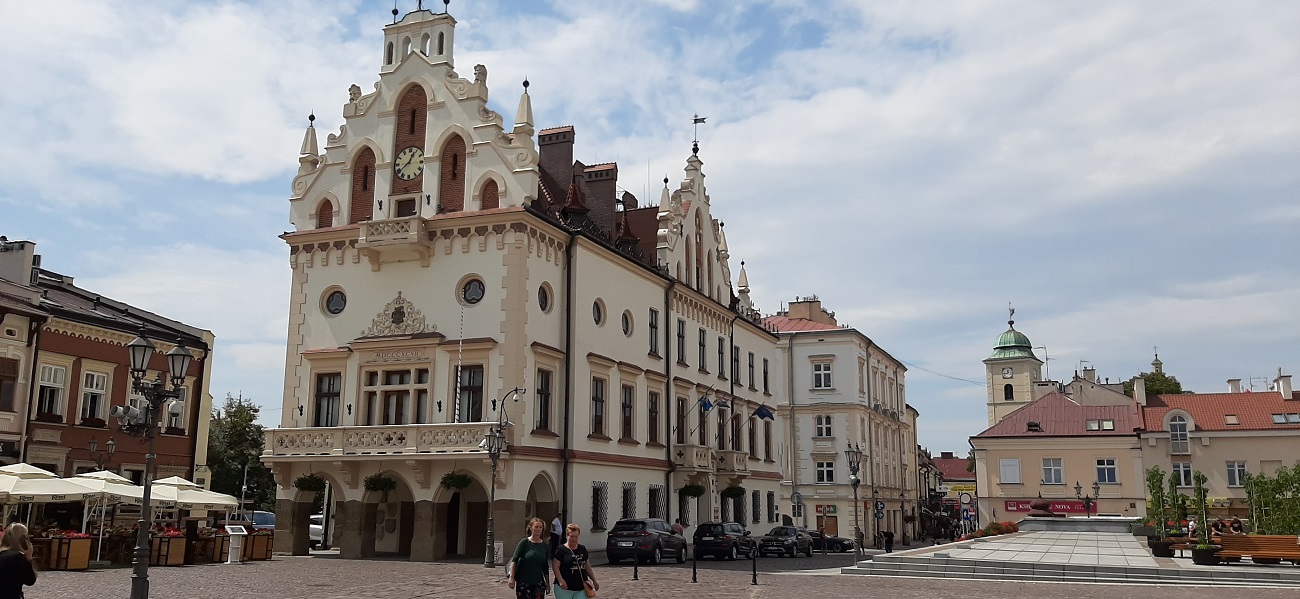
395,146,424,180
1002,367,1014,379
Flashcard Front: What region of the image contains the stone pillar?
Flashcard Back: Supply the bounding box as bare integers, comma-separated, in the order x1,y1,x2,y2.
273,498,298,554
432,500,449,560
360,502,378,558
410,500,435,561
337,500,364,559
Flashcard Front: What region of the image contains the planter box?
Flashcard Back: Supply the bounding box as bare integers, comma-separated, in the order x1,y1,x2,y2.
1147,538,1176,558
243,534,273,561
1191,546,1222,565
1130,526,1157,537
212,535,230,562
44,538,92,571
150,536,186,567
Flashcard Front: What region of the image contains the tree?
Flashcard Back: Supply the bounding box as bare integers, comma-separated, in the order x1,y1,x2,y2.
1124,371,1187,396
207,393,276,512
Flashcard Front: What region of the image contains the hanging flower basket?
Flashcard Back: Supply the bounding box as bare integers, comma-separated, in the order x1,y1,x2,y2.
294,473,327,493
720,486,746,499
364,473,397,493
440,471,472,490
678,484,706,498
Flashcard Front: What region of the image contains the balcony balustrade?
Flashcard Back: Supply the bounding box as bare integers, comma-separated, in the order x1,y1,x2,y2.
263,422,495,458
672,444,715,471
715,449,750,475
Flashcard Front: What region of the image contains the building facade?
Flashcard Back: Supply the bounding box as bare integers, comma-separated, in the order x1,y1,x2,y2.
0,247,48,465
766,298,915,545
261,7,785,561
0,238,216,486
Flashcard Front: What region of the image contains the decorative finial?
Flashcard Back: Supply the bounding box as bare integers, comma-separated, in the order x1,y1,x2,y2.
663,176,669,186
417,0,424,10
444,0,451,14
392,1,399,22
1008,302,1015,328
741,260,745,266
691,114,706,155
692,140,699,155
522,77,530,91
308,112,315,126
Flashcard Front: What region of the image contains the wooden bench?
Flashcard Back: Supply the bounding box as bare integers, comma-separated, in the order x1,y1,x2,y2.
1218,535,1300,564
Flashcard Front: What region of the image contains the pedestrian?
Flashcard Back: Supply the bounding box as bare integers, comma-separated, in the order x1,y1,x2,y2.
883,530,895,553
1229,517,1245,535
508,517,552,599
552,523,599,599
670,518,685,536
551,511,565,553
0,522,38,599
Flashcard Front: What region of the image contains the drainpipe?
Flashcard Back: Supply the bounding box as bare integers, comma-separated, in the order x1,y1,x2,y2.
662,282,676,523
785,330,799,526
560,231,576,519
18,315,46,463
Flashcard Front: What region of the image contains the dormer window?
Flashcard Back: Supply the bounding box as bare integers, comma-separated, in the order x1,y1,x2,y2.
1168,414,1189,454
1224,414,1240,426
1026,421,1042,432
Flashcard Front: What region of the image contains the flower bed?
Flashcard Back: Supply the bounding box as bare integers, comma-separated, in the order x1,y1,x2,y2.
957,521,1020,541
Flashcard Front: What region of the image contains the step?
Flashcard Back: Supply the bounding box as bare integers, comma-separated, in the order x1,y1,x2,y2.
841,562,1300,588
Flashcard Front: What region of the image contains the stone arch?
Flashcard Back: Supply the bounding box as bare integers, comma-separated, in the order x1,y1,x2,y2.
524,471,560,524
314,196,335,229
435,133,468,212
339,470,417,559
391,84,428,197
420,33,431,55
472,170,505,210
431,473,490,560
348,143,380,223
278,468,349,556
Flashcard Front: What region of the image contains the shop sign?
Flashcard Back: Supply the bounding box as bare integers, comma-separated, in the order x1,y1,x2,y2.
1004,500,1088,513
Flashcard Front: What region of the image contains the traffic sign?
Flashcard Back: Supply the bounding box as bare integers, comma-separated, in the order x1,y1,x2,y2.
874,500,885,511
874,510,884,520
959,492,972,505
962,509,972,521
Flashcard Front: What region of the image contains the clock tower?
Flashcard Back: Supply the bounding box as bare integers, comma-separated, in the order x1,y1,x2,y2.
982,315,1043,426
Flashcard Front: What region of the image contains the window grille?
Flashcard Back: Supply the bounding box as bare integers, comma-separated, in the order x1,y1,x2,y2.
751,490,761,523
649,485,665,519
735,493,746,525
621,481,636,519
592,482,608,530
767,492,777,522
678,492,692,526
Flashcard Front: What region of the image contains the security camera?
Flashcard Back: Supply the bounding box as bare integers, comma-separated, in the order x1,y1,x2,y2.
167,400,184,416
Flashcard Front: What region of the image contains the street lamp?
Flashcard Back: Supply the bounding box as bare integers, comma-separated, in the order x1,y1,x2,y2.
871,488,880,548
1074,481,1101,518
899,491,907,545
88,436,116,471
843,443,863,560
111,331,191,599
483,387,524,568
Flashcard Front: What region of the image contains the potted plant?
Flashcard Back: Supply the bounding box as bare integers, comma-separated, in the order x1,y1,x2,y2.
678,483,706,498
364,473,397,498
440,471,472,490
1144,466,1176,557
1189,471,1221,565
46,530,92,570
720,485,746,499
294,473,327,493
150,526,186,566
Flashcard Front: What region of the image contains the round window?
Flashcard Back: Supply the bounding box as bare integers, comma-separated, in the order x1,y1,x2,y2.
538,285,551,312
462,279,485,304
621,311,633,336
325,290,347,315
593,300,604,325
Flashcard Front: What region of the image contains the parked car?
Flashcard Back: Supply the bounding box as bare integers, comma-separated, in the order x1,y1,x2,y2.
248,510,276,532
605,518,687,564
309,514,325,549
758,525,813,557
807,529,852,552
693,522,757,560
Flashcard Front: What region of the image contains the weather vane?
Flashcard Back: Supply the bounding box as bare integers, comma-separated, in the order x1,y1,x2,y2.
692,114,706,143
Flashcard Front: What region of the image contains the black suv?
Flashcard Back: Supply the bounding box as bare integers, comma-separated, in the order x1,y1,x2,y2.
693,522,757,560
807,529,852,552
605,518,687,564
758,525,813,557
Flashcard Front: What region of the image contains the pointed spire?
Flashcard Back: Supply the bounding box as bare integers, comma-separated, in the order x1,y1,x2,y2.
299,113,319,157
562,183,589,215
737,260,749,292
514,77,534,135
659,176,670,206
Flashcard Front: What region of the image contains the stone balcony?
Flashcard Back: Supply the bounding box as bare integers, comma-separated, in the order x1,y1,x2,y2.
262,422,495,460
672,444,715,472
355,216,432,269
715,449,750,475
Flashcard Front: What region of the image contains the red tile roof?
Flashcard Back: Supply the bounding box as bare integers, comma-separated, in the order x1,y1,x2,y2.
974,392,1142,438
762,315,843,332
932,457,974,482
1143,391,1300,431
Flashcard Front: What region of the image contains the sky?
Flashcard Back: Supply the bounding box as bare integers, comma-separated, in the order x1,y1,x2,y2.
2,0,1297,456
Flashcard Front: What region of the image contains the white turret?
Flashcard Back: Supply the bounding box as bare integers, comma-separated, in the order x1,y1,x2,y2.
298,114,320,175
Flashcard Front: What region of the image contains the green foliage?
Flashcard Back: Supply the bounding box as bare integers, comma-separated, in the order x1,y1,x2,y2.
364,473,397,493
439,471,471,490
1191,470,1210,546
207,393,275,512
1145,466,1168,540
1125,371,1186,396
678,484,705,498
1243,465,1300,535
720,485,746,499
294,473,327,493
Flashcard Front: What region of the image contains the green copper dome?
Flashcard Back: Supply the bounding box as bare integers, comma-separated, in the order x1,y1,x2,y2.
988,320,1037,360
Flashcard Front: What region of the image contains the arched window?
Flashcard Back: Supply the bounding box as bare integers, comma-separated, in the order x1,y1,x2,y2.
1168,415,1189,454
385,42,394,65
401,36,411,57
420,33,430,55
815,415,832,437
349,148,376,223
315,199,333,229
438,135,467,212
437,32,444,55
707,250,714,297
392,86,427,196
1003,383,1014,401
480,179,499,210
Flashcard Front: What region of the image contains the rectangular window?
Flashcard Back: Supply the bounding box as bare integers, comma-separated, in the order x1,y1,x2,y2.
747,352,755,388
592,482,608,530
622,482,636,519
762,359,769,394
1096,458,1117,484
0,358,18,412
456,365,484,422
80,372,108,421
747,419,757,458
791,503,804,519
751,490,761,523
1042,458,1062,485
731,345,740,380
648,309,659,355
649,485,664,519
1172,462,1193,486
815,414,832,437
676,319,687,364
535,369,552,431
382,389,408,425
697,400,708,446
591,378,606,436
675,396,687,445
716,411,727,450
813,362,832,389
1086,419,1100,431
816,461,835,483
620,384,635,440
647,391,660,444
731,411,742,451
37,364,66,417
1101,419,1114,431
764,421,772,459
717,337,726,378
697,328,707,370
999,458,1021,484
314,373,341,427
1226,461,1247,487
767,491,777,523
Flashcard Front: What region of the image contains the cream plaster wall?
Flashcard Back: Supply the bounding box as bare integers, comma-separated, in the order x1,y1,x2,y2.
971,435,1146,524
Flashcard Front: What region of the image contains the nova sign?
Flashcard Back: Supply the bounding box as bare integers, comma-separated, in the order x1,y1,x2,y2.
1004,500,1089,513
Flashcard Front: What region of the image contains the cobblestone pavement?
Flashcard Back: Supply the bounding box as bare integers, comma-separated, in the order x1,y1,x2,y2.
28,556,1300,599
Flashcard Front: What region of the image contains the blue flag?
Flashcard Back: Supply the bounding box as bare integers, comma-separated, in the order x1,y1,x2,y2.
754,405,775,420
698,397,714,412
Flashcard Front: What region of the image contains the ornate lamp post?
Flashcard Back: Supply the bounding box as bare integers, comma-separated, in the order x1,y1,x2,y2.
1074,481,1101,518
844,443,863,560
483,387,525,568
110,332,191,599
899,491,907,545
88,436,116,471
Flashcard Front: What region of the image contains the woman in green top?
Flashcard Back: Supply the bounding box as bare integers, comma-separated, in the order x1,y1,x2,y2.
508,517,551,599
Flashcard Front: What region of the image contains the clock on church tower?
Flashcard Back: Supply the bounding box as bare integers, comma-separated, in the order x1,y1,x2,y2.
982,316,1043,427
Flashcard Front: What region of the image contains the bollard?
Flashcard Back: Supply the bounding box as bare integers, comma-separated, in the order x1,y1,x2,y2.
751,545,758,586
691,544,697,583
633,554,639,581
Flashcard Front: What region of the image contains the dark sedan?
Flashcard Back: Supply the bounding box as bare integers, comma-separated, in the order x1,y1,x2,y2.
807,530,852,552
605,518,687,564
758,526,813,557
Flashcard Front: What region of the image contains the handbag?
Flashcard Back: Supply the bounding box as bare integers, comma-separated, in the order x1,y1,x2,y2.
582,580,596,598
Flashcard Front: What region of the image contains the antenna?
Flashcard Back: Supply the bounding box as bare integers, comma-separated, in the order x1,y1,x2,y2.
392,1,399,23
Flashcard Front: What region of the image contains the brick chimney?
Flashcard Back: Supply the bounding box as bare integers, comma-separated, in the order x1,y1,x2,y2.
784,297,837,326
539,126,575,190
1276,373,1293,400
583,162,618,237
1132,376,1146,406
0,237,39,286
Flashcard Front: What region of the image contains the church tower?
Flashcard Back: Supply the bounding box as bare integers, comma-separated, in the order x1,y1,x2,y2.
983,313,1043,426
